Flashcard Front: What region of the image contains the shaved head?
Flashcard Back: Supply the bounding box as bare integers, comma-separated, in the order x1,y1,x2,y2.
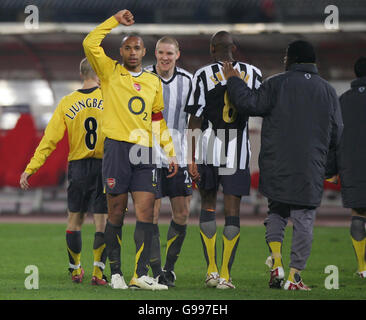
121,34,144,48
210,31,236,60
210,31,234,51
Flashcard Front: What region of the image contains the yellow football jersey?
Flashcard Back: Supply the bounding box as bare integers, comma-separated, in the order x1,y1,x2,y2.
83,16,174,155
25,87,105,175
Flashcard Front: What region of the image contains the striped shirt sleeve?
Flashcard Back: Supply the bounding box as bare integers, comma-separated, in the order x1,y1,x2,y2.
185,70,206,117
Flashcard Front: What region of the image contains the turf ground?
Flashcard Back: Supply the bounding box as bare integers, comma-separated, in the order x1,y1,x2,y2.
0,222,364,301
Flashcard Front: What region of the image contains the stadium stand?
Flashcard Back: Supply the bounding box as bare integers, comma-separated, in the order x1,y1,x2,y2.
26,132,68,188
0,0,361,217
0,113,68,188
1,0,365,23
0,114,38,187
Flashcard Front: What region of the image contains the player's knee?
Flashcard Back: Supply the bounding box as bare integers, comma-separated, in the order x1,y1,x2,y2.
224,203,240,217
94,216,107,232
173,211,189,225
108,209,126,226
67,212,84,230
153,200,161,223
108,214,124,226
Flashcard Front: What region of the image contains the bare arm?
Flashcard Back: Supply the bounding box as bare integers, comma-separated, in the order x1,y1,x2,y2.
187,115,202,182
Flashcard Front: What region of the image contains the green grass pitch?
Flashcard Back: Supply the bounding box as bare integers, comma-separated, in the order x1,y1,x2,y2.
0,222,365,300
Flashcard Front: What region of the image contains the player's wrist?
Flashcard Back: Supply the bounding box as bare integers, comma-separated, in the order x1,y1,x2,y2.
24,169,33,176
110,15,121,27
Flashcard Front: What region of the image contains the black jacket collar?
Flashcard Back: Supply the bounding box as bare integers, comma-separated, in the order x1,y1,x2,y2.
351,76,366,88
289,63,318,74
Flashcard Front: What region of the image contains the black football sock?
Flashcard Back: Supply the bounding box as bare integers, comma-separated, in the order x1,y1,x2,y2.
134,221,154,278
66,230,82,276
104,220,123,276
164,220,187,272
150,224,163,278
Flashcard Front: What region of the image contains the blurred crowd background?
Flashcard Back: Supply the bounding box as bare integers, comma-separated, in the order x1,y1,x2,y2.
0,0,365,219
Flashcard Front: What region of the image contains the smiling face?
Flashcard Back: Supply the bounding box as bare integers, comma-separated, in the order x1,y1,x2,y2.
120,36,146,72
155,42,180,78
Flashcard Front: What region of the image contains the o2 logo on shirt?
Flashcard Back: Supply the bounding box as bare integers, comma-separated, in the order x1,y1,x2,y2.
128,96,148,121
359,86,365,93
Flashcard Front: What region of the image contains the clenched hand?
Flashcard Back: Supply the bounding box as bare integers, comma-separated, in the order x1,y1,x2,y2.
114,10,135,26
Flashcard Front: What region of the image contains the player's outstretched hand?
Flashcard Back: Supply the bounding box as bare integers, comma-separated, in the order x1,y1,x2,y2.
222,61,241,80
167,156,178,178
114,10,135,26
188,162,200,182
20,172,31,190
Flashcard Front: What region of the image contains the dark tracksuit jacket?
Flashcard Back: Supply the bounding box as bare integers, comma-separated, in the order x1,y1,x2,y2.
226,63,344,207
338,76,366,208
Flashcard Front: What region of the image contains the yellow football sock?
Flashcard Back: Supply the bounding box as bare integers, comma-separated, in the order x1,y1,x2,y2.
268,241,282,269
66,230,82,276
220,233,240,280
200,231,218,274
67,247,81,276
351,237,366,272
93,244,106,279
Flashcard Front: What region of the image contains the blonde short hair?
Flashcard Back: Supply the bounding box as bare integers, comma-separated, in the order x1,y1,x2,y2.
156,36,180,52
80,58,96,80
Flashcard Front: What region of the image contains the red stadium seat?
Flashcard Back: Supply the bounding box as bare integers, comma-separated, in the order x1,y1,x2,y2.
0,114,39,187
0,114,69,188
250,171,263,215
27,132,69,187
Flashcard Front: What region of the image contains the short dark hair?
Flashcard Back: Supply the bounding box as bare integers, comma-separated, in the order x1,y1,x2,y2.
210,31,234,52
286,40,316,64
354,57,366,78
121,34,144,47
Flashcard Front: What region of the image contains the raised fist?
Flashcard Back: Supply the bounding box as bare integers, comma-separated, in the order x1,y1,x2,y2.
114,10,134,26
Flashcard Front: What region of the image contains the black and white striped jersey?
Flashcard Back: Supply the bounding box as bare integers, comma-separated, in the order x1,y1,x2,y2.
145,65,193,167
185,61,262,170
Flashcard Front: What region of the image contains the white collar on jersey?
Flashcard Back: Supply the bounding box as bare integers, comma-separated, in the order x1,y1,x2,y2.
128,70,143,77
